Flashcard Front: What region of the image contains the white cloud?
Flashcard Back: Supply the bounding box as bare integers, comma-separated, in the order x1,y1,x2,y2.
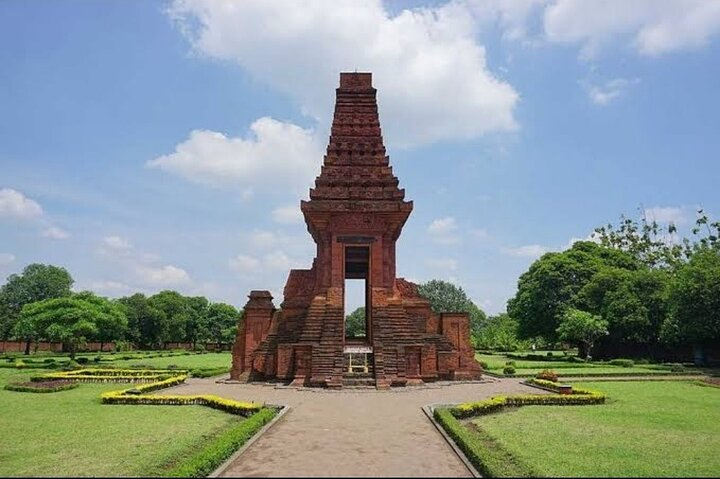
585,77,639,106
543,0,720,58
471,228,490,240
136,264,191,286
425,258,458,271
503,244,549,258
87,280,135,295
42,227,70,240
0,188,43,219
428,217,460,244
169,0,519,147
228,254,262,274
147,117,321,189
102,235,132,252
0,253,15,266
272,204,303,224
264,250,301,271
644,206,689,224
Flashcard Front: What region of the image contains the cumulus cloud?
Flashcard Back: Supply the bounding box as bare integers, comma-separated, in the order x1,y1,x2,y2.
148,117,321,190
425,258,458,271
428,217,460,244
229,250,302,275
644,206,690,224
135,264,191,286
42,227,70,240
102,235,132,252
0,253,15,266
272,204,303,224
168,0,519,147
0,188,43,219
585,77,640,105
543,0,720,58
503,244,550,258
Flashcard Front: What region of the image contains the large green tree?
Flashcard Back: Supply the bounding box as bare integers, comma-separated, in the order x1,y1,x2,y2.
507,241,637,342
661,247,720,361
474,313,526,351
206,302,240,345
0,263,74,349
118,293,168,349
148,291,190,344
74,291,127,351
556,308,609,360
18,293,125,359
417,279,487,339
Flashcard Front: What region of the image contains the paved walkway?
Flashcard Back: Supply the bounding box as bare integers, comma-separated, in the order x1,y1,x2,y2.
167,378,543,477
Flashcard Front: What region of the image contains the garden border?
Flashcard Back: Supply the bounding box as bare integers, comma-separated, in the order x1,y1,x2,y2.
422,404,481,478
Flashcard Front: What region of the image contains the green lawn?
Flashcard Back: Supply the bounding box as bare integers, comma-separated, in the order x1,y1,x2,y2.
473,381,720,477
108,352,231,370
476,353,699,376
0,368,240,477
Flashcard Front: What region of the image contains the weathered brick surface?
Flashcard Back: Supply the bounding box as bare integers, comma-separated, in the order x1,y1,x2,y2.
231,72,481,387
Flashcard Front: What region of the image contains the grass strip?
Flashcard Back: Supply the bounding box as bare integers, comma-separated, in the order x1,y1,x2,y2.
163,407,278,477
433,407,536,478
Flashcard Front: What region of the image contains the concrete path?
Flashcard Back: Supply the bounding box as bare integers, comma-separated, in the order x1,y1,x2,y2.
168,378,543,477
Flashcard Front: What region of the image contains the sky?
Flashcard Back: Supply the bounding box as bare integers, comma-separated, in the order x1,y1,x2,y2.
1,0,719,315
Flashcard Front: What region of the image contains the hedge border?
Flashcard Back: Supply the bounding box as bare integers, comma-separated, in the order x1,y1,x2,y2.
483,370,701,379
4,382,80,393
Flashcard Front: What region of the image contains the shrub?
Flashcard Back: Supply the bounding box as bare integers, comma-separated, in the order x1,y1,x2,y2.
666,363,686,372
14,360,27,369
93,355,102,363
76,357,89,365
479,361,489,369
505,360,516,366
190,367,230,378
43,358,56,364
536,369,558,382
546,351,553,357
114,340,133,352
121,355,132,360
5,380,79,393
193,343,206,352
609,359,634,368
503,365,516,375
63,360,81,370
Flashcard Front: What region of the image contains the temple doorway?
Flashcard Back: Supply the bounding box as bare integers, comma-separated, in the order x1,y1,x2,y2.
343,245,370,342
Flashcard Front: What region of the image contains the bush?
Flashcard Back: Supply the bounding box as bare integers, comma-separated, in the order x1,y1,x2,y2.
666,363,686,372
609,359,634,368
14,360,27,369
190,367,230,378
479,361,489,369
546,351,553,357
505,360,516,366
93,355,102,363
63,360,80,370
636,358,649,365
536,369,558,382
503,365,516,375
43,358,56,364
114,340,133,352
76,357,89,365
193,343,206,352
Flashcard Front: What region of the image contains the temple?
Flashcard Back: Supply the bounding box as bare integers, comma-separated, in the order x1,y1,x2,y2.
230,72,481,388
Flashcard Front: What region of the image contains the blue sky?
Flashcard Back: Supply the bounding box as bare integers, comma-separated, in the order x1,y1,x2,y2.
1,0,719,314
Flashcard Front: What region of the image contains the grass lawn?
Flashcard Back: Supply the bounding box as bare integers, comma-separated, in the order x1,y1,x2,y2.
0,368,240,477
476,353,700,376
473,381,720,477
108,352,231,370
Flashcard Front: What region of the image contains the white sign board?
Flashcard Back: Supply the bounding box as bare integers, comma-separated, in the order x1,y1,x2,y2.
344,346,373,354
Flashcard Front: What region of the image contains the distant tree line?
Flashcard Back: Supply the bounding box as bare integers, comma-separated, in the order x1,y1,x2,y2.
0,264,241,357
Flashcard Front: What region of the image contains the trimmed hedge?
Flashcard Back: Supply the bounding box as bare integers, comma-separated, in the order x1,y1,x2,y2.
608,359,634,368
164,407,277,477
190,367,231,378
32,368,184,383
451,380,606,419
4,382,80,393
433,407,535,478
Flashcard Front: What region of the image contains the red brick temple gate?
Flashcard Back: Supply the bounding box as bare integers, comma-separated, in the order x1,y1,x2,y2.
230,72,481,388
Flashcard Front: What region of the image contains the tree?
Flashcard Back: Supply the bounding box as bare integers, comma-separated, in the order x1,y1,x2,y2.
417,280,487,340
73,292,127,351
661,247,720,363
507,241,637,342
345,307,366,338
206,302,240,346
19,295,112,359
474,313,527,351
0,263,73,343
118,293,168,349
556,308,609,360
148,291,190,344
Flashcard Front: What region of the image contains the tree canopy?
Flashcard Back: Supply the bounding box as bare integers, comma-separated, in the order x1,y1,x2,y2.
417,279,487,340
